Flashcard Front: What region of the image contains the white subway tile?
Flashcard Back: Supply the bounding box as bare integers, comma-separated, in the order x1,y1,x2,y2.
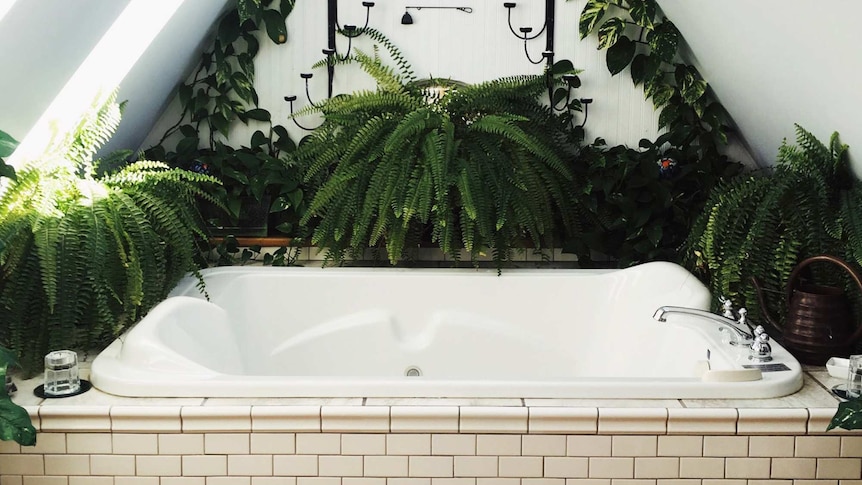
90,454,135,475
21,432,65,454
703,436,749,457
228,455,273,476
319,455,364,477
273,455,318,476
528,407,597,434
409,456,454,478
460,407,527,434
567,436,612,457
796,437,841,457
387,434,431,455
205,433,250,454
679,457,725,478
40,406,112,432
666,408,737,435
363,455,408,477
598,409,667,435
586,457,634,479
111,406,182,432
44,454,89,475
342,434,386,455
815,458,862,479
737,409,808,435
497,456,543,478
183,455,229,476
476,434,520,456
137,455,181,476
182,407,251,432
543,457,588,478
634,457,679,479
390,407,459,433
432,435,475,456
657,436,702,457
65,433,112,454
296,433,341,455
322,406,390,432
749,436,794,457
453,456,497,477
252,406,320,432
159,434,204,454
522,435,566,456
725,458,772,479
112,433,158,454
612,436,657,457
771,458,816,479
251,433,295,454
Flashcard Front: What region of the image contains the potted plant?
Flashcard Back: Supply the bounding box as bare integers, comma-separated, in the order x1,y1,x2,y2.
0,347,34,446
0,92,219,373
294,38,584,268
684,125,862,329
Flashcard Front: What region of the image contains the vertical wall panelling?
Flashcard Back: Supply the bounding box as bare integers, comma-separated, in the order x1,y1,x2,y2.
143,0,665,151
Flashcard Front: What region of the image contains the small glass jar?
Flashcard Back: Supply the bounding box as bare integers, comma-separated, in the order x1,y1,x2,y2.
43,350,80,397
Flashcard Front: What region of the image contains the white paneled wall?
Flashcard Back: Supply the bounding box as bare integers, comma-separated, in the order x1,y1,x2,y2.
144,0,663,150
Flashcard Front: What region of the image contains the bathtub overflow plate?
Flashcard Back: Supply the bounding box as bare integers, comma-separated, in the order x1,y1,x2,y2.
405,366,422,377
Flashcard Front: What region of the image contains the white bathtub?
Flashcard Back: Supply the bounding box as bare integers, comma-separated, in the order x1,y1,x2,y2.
90,262,803,399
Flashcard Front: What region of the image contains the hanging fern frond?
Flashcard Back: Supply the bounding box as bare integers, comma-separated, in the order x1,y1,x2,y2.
0,95,218,373
685,125,862,328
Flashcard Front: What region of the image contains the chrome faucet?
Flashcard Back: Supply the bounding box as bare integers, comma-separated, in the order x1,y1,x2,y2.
652,306,754,343
652,304,773,362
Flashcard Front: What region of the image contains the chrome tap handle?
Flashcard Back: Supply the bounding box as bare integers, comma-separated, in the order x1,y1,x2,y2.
719,297,735,319
749,331,772,362
737,307,747,325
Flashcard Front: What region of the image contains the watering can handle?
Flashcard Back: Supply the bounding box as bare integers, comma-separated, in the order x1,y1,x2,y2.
786,255,862,344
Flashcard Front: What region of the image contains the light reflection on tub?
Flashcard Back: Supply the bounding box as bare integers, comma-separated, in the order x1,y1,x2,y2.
90,262,803,398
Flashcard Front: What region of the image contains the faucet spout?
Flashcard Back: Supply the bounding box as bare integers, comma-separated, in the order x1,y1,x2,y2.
653,305,754,342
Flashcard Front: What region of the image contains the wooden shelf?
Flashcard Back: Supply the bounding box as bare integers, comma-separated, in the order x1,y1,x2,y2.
208,236,294,247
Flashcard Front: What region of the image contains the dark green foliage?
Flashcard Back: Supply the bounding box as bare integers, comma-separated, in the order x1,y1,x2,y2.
567,136,741,267
575,0,729,158
684,125,857,326
828,398,862,431
0,94,218,373
0,129,17,181
147,0,304,238
294,41,583,267
0,346,35,446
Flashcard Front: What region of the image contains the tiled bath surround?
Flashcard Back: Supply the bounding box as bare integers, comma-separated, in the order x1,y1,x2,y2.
1,369,860,483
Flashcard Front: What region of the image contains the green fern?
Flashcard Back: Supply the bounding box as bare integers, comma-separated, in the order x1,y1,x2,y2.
294,39,583,267
0,93,218,373
685,124,862,328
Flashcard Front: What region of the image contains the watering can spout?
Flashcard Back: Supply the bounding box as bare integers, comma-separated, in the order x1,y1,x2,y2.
751,276,784,338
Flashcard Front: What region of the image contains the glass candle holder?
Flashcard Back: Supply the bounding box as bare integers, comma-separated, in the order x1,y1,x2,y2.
847,354,862,399
43,350,80,397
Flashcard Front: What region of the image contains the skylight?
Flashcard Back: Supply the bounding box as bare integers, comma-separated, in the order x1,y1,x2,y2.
8,0,183,167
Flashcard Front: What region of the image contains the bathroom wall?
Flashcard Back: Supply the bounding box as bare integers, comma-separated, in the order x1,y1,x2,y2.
1,405,860,483
143,0,687,157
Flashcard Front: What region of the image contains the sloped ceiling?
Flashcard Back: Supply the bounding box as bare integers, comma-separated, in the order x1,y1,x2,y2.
657,0,862,176
4,1,861,175
0,0,230,154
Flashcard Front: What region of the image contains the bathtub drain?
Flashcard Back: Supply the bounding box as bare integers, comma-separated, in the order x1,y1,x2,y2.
405,366,422,377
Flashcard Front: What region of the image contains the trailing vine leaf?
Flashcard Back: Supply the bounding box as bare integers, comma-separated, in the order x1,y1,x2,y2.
627,0,656,28
648,21,680,63
0,399,36,446
579,0,610,39
262,8,287,44
827,398,862,431
606,36,636,75
597,18,625,50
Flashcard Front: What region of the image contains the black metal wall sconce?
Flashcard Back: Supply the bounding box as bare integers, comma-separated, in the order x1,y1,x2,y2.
285,0,375,131
401,6,473,25
503,0,556,69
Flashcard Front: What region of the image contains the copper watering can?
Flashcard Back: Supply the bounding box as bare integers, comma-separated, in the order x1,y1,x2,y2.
753,255,862,365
